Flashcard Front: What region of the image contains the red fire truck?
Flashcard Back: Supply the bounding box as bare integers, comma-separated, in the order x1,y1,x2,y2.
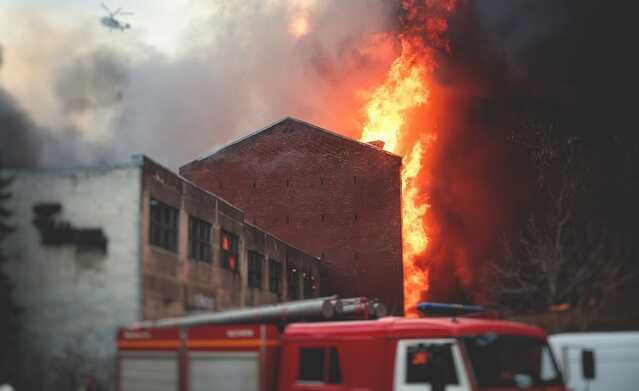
116,297,567,391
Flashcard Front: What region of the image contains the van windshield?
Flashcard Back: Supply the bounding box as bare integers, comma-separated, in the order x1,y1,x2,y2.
462,335,563,388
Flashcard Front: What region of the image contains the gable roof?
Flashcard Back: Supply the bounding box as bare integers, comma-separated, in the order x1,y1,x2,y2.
188,117,401,164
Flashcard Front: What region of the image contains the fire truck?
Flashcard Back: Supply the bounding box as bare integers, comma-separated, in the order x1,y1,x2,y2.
116,297,567,391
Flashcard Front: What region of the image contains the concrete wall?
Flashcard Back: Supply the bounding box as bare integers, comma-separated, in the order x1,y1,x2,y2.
2,162,143,390
142,157,320,320
180,117,403,313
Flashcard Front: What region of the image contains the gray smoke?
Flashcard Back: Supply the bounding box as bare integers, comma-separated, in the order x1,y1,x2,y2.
54,46,128,115
1,1,396,169
110,0,396,168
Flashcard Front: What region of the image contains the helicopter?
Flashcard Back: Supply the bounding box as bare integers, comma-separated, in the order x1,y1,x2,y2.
100,3,133,31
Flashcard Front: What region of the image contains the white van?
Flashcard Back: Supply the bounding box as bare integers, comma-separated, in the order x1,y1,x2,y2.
548,332,639,391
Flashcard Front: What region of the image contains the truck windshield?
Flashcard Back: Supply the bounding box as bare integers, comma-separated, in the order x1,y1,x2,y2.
462,335,563,388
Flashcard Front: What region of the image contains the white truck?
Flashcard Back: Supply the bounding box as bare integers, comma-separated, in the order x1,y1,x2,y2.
548,331,639,391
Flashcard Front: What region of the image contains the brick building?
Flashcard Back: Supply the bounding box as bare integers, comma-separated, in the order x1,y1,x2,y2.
141,156,319,318
3,155,319,390
180,117,404,313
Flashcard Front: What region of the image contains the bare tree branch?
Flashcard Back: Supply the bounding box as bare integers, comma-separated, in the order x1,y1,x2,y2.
489,123,639,328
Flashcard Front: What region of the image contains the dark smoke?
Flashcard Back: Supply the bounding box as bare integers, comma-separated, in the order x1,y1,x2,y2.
0,44,114,168
418,0,637,302
1,42,40,167
0,87,42,168
0,86,113,168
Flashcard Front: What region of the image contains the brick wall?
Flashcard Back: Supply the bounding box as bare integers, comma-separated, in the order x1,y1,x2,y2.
142,156,320,320
180,118,404,313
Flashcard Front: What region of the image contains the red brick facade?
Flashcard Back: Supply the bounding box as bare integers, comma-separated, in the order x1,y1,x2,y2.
180,118,404,313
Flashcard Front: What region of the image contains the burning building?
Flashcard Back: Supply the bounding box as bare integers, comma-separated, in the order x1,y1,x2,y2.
180,117,404,314
2,155,319,389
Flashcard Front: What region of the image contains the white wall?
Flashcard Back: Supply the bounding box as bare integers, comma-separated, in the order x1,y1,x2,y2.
2,162,142,389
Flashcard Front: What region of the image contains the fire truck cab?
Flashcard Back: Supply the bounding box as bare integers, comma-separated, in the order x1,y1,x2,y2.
116,301,567,391
281,317,565,391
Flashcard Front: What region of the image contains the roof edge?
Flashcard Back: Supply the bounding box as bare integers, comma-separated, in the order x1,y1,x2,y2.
184,117,291,166
182,116,402,168
0,155,144,174
285,117,402,160
244,221,321,263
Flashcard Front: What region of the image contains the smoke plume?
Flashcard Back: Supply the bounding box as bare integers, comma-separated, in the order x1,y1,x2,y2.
0,1,397,169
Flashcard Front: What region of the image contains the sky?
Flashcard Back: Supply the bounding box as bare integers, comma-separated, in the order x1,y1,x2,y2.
1,0,208,57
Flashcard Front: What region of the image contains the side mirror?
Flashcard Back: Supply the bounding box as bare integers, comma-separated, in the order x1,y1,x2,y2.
581,349,596,380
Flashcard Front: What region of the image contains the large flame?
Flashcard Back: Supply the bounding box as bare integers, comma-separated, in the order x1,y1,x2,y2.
360,0,457,316
360,38,431,316
401,140,430,315
360,40,428,153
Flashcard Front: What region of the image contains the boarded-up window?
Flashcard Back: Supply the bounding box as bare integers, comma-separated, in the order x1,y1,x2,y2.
220,230,239,272
189,216,211,262
150,198,178,252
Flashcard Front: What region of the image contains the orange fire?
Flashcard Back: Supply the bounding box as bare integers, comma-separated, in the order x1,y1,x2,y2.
360,39,431,317
359,0,457,316
401,140,431,316
360,40,428,153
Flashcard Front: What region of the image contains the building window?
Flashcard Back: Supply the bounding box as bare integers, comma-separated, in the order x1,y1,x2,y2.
149,198,178,252
269,259,282,295
248,251,263,288
303,272,315,298
298,347,341,384
188,216,211,262
288,266,299,300
220,230,239,272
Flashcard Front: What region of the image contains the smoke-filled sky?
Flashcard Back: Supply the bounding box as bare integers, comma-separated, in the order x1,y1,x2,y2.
0,0,399,169
2,0,628,170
